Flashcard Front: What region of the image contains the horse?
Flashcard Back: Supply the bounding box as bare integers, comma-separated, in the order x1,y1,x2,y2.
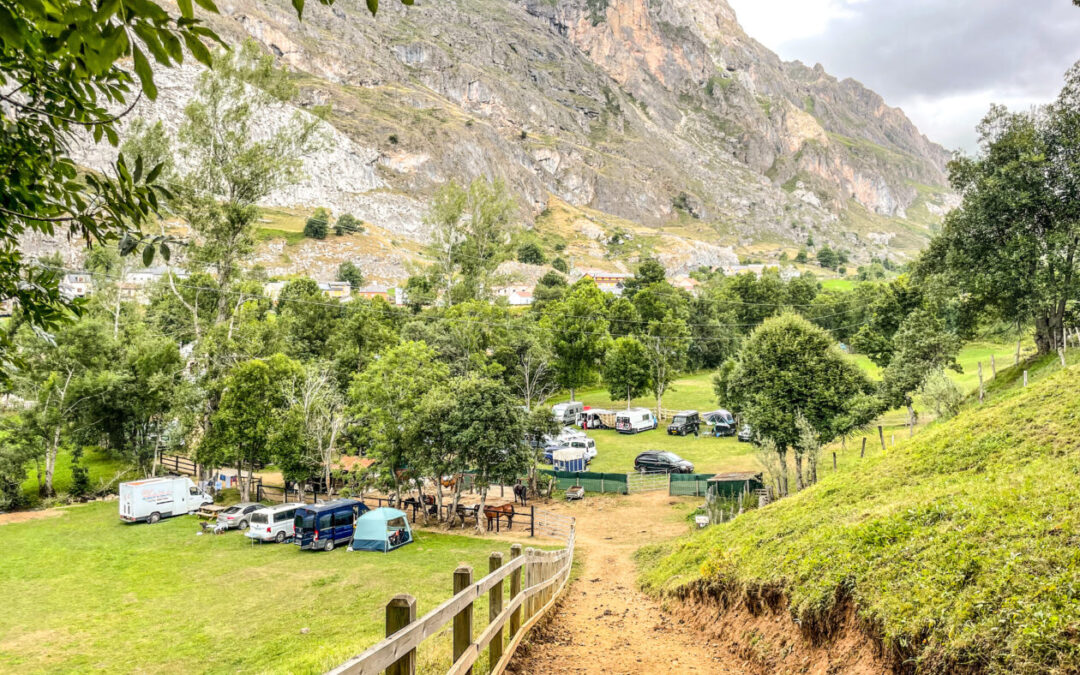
512,483,528,506
453,503,480,529
484,503,515,531
441,475,459,490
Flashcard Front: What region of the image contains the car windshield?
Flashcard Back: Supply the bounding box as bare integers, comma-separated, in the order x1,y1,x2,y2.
294,512,314,530
673,416,686,424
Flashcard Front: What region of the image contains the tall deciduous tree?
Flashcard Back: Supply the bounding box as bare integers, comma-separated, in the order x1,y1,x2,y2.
879,309,962,435
721,313,875,495
602,336,650,408
542,278,610,400
920,66,1080,355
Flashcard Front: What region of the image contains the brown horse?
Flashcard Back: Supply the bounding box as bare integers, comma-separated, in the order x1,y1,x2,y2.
484,503,515,531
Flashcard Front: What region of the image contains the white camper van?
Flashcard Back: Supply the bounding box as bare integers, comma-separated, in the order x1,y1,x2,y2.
551,401,584,425
615,407,657,434
119,476,212,524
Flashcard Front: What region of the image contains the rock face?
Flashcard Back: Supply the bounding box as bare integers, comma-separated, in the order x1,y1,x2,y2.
71,0,954,277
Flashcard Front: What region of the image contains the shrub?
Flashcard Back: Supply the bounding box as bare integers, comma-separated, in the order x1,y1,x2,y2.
303,208,330,239
552,257,569,274
517,242,547,265
334,213,363,236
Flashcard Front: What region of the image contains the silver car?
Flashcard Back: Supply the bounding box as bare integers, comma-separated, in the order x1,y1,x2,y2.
216,502,263,530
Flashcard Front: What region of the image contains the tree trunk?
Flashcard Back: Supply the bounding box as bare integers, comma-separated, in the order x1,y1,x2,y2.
448,481,464,528
627,385,631,410
434,478,445,522
794,454,804,492
907,402,917,438
44,425,61,498
778,448,789,496
476,485,487,534
569,387,575,402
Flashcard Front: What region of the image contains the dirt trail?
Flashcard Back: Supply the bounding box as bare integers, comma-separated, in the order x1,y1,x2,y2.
509,493,750,674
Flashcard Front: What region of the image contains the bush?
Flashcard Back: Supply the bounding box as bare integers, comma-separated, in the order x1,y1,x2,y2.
795,248,808,264
517,242,547,265
69,447,91,500
304,208,330,239
334,213,363,236
336,261,365,290
552,257,569,274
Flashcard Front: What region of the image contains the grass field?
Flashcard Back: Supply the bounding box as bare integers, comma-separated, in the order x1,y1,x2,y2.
0,501,533,674
639,355,1080,672
19,448,137,507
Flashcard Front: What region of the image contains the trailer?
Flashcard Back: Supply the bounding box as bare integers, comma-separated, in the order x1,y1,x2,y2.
119,476,213,524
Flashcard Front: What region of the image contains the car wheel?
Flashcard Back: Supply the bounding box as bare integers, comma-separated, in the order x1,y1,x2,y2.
275,531,286,544
324,539,335,552
238,519,248,530
147,512,160,525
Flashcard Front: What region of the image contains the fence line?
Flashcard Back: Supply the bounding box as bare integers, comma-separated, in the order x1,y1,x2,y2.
159,454,197,476
327,519,575,675
626,471,670,494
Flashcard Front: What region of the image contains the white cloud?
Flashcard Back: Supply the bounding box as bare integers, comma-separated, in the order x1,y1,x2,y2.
727,0,1080,152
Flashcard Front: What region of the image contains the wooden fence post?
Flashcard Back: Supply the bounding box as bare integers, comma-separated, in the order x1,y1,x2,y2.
453,565,473,674
530,506,535,538
386,594,417,675
488,553,504,673
509,544,522,639
860,437,866,458
878,426,885,452
991,354,997,378
978,361,984,404
1024,370,1029,387
1016,339,1021,366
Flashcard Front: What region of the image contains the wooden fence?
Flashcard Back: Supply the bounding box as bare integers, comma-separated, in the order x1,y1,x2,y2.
327,515,576,675
159,454,197,476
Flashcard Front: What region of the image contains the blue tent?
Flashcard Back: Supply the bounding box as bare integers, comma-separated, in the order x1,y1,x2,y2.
349,507,413,552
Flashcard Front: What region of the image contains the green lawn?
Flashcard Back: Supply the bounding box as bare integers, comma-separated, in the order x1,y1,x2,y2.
20,448,136,506
819,278,855,291
585,428,757,474
0,502,531,673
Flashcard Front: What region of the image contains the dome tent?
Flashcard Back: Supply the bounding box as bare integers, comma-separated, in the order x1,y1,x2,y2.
349,507,413,552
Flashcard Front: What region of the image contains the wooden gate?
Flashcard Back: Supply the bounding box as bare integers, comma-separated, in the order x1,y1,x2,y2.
626,471,670,494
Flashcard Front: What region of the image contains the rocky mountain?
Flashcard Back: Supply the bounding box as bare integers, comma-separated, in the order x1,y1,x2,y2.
69,0,956,281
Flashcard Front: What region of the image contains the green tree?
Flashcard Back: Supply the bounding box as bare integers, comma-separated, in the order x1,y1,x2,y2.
532,270,568,312
542,279,610,400
517,242,547,265
795,248,809,264
336,261,365,290
277,278,341,361
602,336,650,408
201,354,303,501
349,341,449,501
641,316,690,419
304,208,330,239
551,257,569,274
622,257,666,299
920,71,1080,354
721,313,876,495
334,213,364,236
879,309,962,435
816,245,838,270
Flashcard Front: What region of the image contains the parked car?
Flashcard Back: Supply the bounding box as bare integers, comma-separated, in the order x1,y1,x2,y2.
667,411,701,436
551,401,584,425
634,451,694,474
615,407,657,434
217,502,264,530
737,424,753,442
542,441,567,464
119,476,213,524
293,499,370,551
246,503,303,543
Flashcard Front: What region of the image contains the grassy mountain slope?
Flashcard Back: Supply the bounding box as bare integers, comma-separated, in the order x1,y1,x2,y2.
640,359,1080,672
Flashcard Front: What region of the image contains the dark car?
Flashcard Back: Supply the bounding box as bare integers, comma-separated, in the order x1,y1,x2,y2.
737,424,753,443
666,411,701,436
634,451,694,474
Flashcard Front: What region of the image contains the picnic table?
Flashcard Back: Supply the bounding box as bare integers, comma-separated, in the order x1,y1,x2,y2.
197,504,225,519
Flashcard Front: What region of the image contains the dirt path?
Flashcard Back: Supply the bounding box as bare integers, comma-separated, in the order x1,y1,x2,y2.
509,492,751,674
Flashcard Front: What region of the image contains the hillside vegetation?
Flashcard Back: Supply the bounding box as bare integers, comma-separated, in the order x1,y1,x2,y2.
640,361,1080,673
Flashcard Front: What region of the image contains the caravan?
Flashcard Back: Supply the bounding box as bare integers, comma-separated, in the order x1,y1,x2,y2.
551,401,584,425
615,407,657,434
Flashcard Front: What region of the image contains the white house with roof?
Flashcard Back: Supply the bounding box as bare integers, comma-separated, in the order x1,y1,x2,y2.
59,272,93,299
318,281,352,301
494,285,534,306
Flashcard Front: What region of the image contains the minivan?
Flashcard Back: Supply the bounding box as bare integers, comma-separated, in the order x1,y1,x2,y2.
567,437,597,463
293,499,370,551
246,503,303,543
615,407,657,434
551,401,584,425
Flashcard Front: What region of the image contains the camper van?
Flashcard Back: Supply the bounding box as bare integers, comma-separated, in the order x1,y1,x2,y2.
119,476,213,524
615,407,657,434
551,401,584,425
293,499,369,551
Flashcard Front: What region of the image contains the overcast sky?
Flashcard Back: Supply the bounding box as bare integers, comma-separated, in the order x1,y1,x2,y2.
726,0,1080,153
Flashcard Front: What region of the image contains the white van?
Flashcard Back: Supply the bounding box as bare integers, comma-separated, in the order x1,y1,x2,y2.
246,503,303,543
615,407,657,434
567,437,597,462
551,401,584,425
119,476,213,524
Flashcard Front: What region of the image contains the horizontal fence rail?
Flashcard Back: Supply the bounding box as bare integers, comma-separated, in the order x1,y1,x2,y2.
328,518,576,675
626,471,670,494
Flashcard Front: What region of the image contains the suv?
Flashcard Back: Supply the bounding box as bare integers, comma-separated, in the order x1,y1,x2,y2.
634,451,694,474
666,411,701,436
246,503,303,543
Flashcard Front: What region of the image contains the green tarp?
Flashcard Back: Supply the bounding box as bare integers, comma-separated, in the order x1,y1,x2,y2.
538,470,629,495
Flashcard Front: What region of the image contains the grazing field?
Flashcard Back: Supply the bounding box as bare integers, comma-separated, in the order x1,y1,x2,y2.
0,501,530,674
640,359,1080,673
19,447,136,507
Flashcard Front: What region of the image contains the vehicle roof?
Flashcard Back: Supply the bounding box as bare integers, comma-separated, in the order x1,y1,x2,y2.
674,410,699,415
258,502,304,513
296,498,361,512
122,476,189,487
618,407,652,415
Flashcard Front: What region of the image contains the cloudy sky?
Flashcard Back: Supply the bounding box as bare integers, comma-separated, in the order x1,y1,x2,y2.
726,0,1080,153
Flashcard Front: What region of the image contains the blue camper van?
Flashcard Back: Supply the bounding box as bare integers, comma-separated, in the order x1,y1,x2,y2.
293,499,369,551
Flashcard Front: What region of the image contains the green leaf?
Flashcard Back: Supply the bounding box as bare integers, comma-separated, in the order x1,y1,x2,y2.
160,242,171,262
181,32,212,67
142,245,155,267
291,0,305,16
146,162,164,184
193,0,219,12
131,46,158,100
177,0,194,18
366,0,377,14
